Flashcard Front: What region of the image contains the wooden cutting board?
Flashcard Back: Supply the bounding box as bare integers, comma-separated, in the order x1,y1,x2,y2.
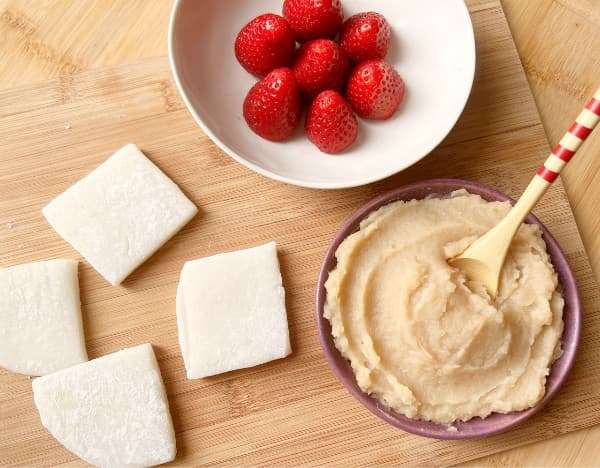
1,0,600,465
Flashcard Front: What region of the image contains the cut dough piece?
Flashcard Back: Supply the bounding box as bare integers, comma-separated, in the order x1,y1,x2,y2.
43,144,198,286
33,343,176,467
0,259,87,376
176,242,291,379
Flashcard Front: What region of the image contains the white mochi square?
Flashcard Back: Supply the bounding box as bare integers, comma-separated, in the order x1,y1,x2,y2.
0,259,87,376
43,144,198,286
33,343,176,467
176,242,291,379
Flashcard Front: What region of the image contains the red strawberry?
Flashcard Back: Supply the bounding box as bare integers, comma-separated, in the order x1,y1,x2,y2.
346,60,405,120
243,68,302,141
235,14,296,77
306,90,358,154
282,0,343,42
340,12,391,62
292,39,350,99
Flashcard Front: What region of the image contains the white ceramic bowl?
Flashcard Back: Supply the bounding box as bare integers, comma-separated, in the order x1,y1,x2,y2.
168,0,476,189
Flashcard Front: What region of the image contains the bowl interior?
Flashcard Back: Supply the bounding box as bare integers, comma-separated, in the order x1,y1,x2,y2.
169,0,476,189
315,179,581,439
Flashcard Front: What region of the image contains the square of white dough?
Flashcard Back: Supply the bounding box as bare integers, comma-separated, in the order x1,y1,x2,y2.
33,343,176,467
43,144,198,285
176,242,291,379
0,259,87,376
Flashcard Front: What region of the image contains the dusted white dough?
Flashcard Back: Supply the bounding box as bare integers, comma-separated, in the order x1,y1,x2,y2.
176,242,291,379
42,144,198,285
33,343,176,467
0,259,87,376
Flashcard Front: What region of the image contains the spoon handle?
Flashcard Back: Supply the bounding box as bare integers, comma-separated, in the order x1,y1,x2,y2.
452,88,600,298
507,88,600,224
537,88,600,184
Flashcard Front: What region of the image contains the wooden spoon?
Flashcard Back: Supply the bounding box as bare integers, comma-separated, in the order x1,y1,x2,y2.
450,88,600,298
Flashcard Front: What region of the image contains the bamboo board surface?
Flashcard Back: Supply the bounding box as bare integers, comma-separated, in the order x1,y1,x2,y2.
1,1,600,466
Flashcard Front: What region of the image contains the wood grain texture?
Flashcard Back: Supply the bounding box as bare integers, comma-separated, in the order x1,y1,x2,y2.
1,0,600,466
466,1,600,465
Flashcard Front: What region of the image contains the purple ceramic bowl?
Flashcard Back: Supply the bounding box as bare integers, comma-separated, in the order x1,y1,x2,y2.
315,179,582,440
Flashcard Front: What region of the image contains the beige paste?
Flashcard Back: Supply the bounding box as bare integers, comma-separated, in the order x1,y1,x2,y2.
324,190,564,423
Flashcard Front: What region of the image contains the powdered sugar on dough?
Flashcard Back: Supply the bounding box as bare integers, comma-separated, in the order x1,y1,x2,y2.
176,242,291,379
43,144,198,285
0,259,87,376
32,343,176,467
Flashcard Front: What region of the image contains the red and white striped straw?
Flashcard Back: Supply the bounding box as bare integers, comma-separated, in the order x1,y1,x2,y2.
536,88,600,184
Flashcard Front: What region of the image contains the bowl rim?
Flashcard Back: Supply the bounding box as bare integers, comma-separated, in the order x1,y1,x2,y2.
315,178,582,439
167,0,477,190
